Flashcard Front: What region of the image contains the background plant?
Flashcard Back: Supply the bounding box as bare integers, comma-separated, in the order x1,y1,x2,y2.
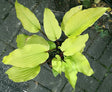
2,0,108,90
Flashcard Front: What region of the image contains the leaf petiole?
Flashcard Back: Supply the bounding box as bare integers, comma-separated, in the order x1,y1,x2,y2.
39,29,48,38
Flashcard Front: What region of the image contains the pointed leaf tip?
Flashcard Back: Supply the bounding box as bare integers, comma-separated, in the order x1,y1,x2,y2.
3,44,49,68
61,5,82,30
64,7,108,37
63,59,78,88
44,8,61,41
15,1,41,33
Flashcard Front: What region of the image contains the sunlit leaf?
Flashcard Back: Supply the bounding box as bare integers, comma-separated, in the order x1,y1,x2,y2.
61,34,89,56
65,71,78,88
26,35,49,50
3,44,49,68
63,52,94,87
6,66,40,82
61,5,82,30
44,8,61,41
16,34,29,48
64,7,108,37
63,59,78,88
16,34,49,49
52,55,62,74
69,52,94,76
52,55,66,74
52,69,59,77
15,0,41,33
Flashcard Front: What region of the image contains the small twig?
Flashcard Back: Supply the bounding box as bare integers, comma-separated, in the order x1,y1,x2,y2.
56,40,60,46
46,48,56,53
39,29,48,38
40,59,51,65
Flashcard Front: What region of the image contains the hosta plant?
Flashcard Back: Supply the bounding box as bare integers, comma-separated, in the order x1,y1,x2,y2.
2,0,108,89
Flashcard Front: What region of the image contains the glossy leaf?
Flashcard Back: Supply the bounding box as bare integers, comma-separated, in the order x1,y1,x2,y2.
61,5,82,30
3,44,49,68
6,66,40,82
69,52,94,76
26,35,49,50
15,0,41,33
64,7,108,37
44,8,61,41
61,34,89,56
16,34,29,48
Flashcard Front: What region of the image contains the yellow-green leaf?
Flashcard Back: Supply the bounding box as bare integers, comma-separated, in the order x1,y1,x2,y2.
43,8,61,41
64,7,108,37
63,59,78,88
26,35,49,50
65,71,78,88
52,55,79,88
15,0,41,33
16,34,49,49
52,69,59,77
61,5,82,30
61,34,89,56
16,34,29,48
69,52,94,76
6,66,40,82
3,44,49,68
52,55,62,74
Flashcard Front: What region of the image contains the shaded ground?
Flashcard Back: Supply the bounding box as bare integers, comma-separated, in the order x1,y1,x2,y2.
0,0,112,92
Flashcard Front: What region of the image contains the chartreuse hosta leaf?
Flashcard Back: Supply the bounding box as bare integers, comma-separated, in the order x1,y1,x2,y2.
64,62,78,88
52,55,62,77
64,7,108,37
63,52,94,88
67,52,94,76
52,69,59,77
16,34,49,49
61,5,82,30
16,34,29,48
65,71,78,89
3,44,49,68
25,35,49,49
52,55,78,88
6,66,40,82
52,55,65,74
52,53,93,88
44,8,61,41
60,34,89,56
15,0,41,33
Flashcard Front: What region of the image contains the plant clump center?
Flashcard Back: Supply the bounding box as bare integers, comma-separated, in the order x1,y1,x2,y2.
46,40,64,68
